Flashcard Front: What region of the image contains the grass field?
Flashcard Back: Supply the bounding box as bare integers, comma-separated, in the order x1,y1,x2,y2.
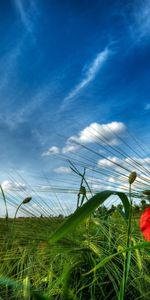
0,185,150,300
1,132,150,300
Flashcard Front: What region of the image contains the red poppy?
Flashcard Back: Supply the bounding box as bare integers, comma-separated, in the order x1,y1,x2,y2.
140,207,150,241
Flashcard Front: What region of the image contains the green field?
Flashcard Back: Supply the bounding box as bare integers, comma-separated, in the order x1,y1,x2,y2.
0,186,150,300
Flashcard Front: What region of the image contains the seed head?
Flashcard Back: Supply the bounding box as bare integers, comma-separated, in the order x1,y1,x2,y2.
128,171,137,184
78,186,86,196
22,197,32,204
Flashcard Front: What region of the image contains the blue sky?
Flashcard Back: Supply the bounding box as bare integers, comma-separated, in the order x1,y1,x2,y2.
0,0,150,216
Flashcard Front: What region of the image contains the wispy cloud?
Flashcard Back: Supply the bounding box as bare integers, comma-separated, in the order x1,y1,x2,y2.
144,103,150,110
10,85,51,126
0,82,53,131
129,0,150,42
61,47,110,110
1,180,27,191
14,0,38,34
0,2,39,93
0,39,24,92
53,166,71,174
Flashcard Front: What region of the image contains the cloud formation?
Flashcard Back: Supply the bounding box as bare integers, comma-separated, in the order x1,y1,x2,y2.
42,146,60,156
53,166,71,174
69,122,126,146
61,47,110,110
62,144,79,154
98,156,150,179
1,180,26,191
42,121,126,159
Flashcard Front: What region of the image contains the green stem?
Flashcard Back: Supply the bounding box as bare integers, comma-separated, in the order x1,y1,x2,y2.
120,184,133,300
12,203,23,233
0,184,8,221
125,184,132,280
14,203,22,219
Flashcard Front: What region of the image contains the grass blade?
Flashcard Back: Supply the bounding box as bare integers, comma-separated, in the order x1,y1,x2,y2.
85,242,150,275
49,190,130,243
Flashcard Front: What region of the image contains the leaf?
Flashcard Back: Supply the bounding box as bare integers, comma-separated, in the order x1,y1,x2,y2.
132,237,143,271
49,190,130,244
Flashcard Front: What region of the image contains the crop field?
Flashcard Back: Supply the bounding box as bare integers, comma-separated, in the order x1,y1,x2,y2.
1,1,150,299
0,129,150,300
1,179,150,300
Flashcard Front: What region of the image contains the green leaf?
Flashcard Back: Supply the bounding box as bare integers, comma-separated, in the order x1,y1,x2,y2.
49,190,130,244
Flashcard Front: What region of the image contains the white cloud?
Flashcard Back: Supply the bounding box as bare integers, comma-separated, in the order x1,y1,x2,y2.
124,157,150,167
61,47,110,110
90,155,150,194
98,156,150,176
53,166,71,174
69,122,126,145
43,142,79,158
42,121,126,161
62,144,80,154
42,146,60,156
1,180,26,191
98,156,122,169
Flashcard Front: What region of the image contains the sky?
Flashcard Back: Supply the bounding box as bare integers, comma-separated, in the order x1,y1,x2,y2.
0,0,150,216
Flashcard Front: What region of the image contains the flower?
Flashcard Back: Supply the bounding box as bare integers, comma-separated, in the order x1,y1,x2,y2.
140,207,150,241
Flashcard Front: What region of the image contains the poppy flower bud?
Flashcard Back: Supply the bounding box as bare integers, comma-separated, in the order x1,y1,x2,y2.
128,171,137,184
140,207,150,241
22,197,32,204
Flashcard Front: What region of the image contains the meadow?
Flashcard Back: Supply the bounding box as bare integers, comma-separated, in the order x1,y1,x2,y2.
0,186,150,300
1,129,150,300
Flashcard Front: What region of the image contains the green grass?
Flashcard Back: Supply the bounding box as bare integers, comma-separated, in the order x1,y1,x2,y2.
0,202,150,300
0,165,150,299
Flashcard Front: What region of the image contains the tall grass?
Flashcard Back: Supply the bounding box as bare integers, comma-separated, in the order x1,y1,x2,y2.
0,126,150,299
0,199,150,299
